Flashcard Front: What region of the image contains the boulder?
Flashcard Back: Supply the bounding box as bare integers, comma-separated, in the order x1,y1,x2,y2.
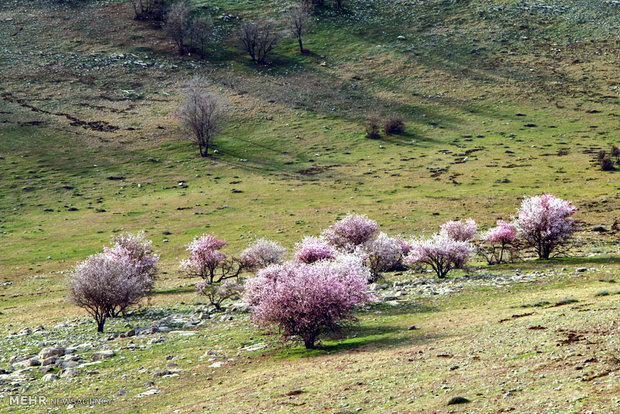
91,350,115,361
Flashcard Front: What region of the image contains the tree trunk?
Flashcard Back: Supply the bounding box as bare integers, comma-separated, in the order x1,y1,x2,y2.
96,318,105,333
298,36,304,53
304,337,316,349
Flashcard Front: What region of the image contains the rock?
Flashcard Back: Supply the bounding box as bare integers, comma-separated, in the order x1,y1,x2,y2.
61,360,79,369
42,356,58,366
576,267,588,273
39,346,65,360
408,326,419,331
136,389,159,398
145,380,155,387
447,396,470,405
397,35,406,40
38,366,53,373
41,374,59,382
28,357,41,367
91,350,115,361
240,343,270,352
60,369,79,378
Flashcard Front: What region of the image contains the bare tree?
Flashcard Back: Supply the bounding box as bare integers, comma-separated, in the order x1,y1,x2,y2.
287,3,312,53
238,20,281,65
333,0,347,9
189,14,213,58
129,0,167,21
178,79,222,157
165,1,190,55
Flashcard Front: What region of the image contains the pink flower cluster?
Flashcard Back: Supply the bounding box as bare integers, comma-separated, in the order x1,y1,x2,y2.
439,218,477,242
321,214,379,251
240,238,286,271
294,236,336,263
245,259,372,349
514,194,578,259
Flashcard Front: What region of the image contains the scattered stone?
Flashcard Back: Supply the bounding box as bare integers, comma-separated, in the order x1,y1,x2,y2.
39,346,65,360
408,326,419,331
41,374,59,382
91,350,115,361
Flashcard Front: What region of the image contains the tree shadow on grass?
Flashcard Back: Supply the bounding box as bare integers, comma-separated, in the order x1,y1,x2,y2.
277,324,443,359
272,302,441,358
545,256,620,266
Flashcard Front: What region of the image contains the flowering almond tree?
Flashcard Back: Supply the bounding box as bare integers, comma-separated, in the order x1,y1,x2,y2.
514,194,578,259
294,236,336,263
245,259,372,349
359,232,407,281
239,238,286,272
481,220,518,264
180,234,241,283
439,218,477,242
405,235,473,279
321,214,379,252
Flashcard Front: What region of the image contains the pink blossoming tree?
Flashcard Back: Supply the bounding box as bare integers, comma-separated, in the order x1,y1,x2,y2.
404,235,473,278
513,194,578,259
180,234,242,283
480,220,518,264
321,214,379,252
69,233,159,332
245,259,372,349
358,232,407,281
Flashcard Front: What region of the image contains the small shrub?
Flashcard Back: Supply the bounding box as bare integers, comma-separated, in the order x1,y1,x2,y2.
239,239,286,271
599,156,615,171
610,145,620,158
594,290,610,297
196,279,244,310
554,298,578,306
383,118,405,135
514,194,578,259
365,118,381,139
295,236,336,263
245,260,372,349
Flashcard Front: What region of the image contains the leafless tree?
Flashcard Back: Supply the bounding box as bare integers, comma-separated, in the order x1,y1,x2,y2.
238,20,281,65
129,0,167,21
165,1,190,55
189,15,213,58
287,3,312,53
178,79,222,157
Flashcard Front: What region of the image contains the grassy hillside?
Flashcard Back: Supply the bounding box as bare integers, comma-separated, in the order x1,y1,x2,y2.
0,0,618,412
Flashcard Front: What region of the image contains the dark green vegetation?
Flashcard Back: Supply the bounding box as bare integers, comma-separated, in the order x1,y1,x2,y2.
0,0,618,412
